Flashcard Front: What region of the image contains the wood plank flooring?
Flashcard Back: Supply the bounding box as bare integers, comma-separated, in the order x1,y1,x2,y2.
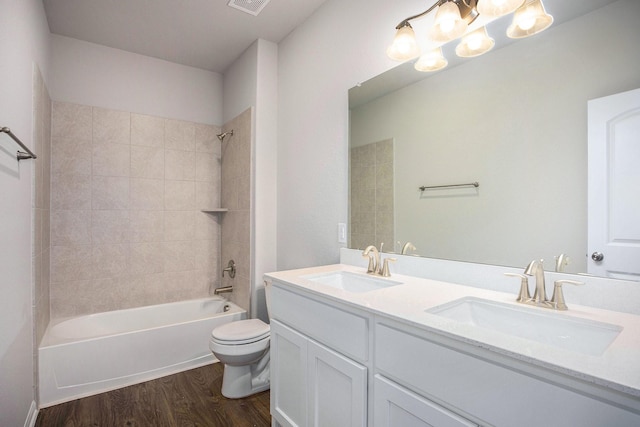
35,363,271,427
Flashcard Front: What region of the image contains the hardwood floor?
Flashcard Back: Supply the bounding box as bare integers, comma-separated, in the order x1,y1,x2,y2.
35,363,271,427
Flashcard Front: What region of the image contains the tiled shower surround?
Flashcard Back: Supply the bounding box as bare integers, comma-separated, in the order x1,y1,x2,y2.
219,108,252,313
49,102,243,318
350,138,394,251
33,66,52,345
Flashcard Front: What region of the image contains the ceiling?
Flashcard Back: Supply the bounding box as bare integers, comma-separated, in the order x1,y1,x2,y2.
42,0,328,73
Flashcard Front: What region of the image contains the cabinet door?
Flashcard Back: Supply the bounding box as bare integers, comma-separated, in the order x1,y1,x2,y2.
374,375,477,427
308,340,367,427
271,320,308,427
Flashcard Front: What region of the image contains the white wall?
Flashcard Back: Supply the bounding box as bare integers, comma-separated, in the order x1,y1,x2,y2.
223,39,278,321
276,0,420,269
0,0,51,425
350,0,640,272
51,35,223,125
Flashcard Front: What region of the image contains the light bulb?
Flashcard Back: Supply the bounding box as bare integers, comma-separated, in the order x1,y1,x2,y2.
507,0,553,38
430,1,467,43
387,23,420,61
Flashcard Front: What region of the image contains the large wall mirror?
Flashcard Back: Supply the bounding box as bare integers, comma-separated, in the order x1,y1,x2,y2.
349,0,640,280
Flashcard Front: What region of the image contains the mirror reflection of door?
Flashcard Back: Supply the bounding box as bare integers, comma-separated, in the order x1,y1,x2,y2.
588,88,640,280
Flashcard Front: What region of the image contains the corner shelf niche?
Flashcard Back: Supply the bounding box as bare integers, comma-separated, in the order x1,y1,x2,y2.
201,208,228,214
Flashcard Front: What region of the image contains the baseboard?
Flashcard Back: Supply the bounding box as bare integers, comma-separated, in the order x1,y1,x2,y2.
24,400,38,427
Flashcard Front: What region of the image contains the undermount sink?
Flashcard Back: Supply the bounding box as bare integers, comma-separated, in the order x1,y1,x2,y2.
303,271,402,293
426,297,622,356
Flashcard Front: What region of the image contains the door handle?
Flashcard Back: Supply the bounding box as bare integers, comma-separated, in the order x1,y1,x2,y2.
591,252,604,262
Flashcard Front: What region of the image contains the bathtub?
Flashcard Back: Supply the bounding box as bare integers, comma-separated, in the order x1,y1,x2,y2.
39,297,246,407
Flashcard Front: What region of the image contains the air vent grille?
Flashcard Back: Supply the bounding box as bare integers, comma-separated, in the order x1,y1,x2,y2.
227,0,270,16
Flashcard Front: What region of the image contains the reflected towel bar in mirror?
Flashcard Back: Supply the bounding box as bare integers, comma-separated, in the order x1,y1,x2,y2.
1,127,37,161
419,182,479,191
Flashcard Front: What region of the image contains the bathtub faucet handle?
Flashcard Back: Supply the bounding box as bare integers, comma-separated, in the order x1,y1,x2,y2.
222,260,236,278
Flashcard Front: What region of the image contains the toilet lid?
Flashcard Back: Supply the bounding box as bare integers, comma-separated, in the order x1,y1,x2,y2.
211,319,270,343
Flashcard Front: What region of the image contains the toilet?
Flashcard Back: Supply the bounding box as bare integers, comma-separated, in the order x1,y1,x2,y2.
209,282,272,398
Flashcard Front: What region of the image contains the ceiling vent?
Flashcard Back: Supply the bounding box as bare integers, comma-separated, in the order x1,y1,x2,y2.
227,0,270,16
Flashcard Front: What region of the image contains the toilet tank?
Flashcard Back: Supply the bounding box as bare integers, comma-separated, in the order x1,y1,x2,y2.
264,279,272,319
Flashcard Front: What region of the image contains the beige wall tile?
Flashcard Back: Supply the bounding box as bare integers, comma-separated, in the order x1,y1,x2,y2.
51,210,91,246
50,280,93,318
130,178,164,210
92,210,130,244
131,145,164,179
163,270,197,302
51,244,93,284
195,238,219,273
196,181,219,211
129,273,166,307
92,176,130,210
195,123,220,153
164,180,195,210
131,113,164,148
51,173,91,210
164,210,195,241
165,119,195,151
92,141,130,177
195,153,219,182
93,107,130,145
50,103,225,317
238,174,250,210
195,211,220,238
130,242,164,276
221,177,238,210
165,149,195,181
163,241,195,272
51,137,92,176
52,102,92,140
129,210,164,242
92,244,129,279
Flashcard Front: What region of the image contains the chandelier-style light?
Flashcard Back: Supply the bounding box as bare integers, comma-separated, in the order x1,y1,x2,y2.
455,26,495,57
415,47,448,72
387,0,553,72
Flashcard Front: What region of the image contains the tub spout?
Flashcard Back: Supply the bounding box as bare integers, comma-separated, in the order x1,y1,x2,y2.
214,286,233,295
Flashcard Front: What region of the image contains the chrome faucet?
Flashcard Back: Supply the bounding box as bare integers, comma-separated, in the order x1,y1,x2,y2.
363,245,381,275
504,259,585,310
362,245,396,277
524,259,548,305
214,286,233,295
401,242,417,255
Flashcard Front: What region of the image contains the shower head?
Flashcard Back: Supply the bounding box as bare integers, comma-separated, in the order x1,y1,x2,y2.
217,130,234,142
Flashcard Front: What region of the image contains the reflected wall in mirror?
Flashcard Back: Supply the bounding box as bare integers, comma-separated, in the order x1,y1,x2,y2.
348,0,640,279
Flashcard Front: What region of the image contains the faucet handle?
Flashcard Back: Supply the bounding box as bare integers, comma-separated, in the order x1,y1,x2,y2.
504,273,531,302
550,279,584,310
381,258,397,277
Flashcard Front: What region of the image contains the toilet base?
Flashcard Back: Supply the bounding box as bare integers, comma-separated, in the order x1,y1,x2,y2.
220,352,270,399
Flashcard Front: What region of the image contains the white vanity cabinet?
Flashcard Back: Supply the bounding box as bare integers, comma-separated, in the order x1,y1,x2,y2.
375,318,640,427
267,267,640,427
374,375,477,427
270,282,369,427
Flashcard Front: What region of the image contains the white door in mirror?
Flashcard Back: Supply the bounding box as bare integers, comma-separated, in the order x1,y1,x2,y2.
588,88,640,280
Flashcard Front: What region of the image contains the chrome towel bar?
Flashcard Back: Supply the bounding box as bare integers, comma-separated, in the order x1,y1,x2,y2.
1,127,37,160
419,182,479,191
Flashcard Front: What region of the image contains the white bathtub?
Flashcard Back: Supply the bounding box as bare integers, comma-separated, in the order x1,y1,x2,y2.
39,297,246,407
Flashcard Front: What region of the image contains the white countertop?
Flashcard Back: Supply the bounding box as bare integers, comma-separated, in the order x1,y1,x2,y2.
265,263,640,399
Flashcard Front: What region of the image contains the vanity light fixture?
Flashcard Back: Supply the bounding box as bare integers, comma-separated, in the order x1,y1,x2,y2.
455,26,495,57
414,47,448,72
387,0,553,72
506,0,554,38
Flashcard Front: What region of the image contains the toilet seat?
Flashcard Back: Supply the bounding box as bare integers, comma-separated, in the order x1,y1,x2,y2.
211,319,270,345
